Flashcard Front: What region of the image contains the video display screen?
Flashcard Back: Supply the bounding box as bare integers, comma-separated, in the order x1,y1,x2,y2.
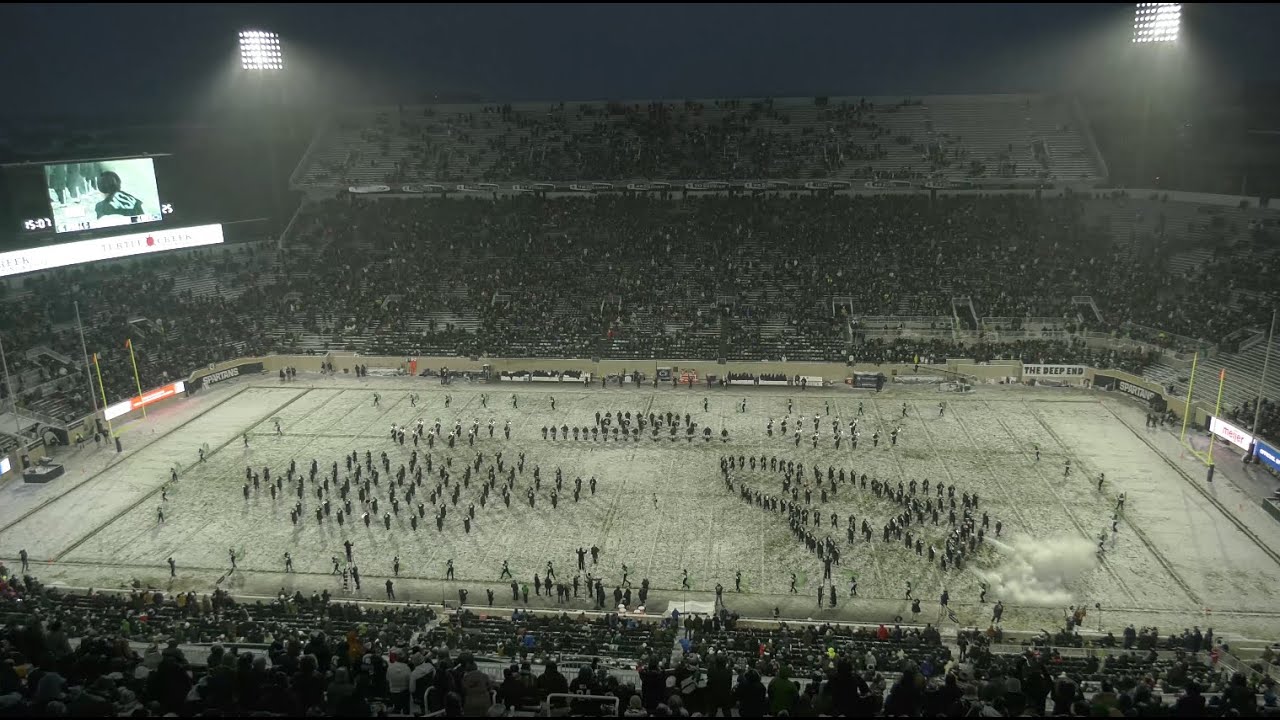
43,157,163,234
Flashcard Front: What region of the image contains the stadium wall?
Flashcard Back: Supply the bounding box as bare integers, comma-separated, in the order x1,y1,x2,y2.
260,353,1025,386
175,353,1113,391
67,355,1217,459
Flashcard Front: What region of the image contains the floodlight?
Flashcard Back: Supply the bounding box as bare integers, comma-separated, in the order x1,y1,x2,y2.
1132,3,1180,44
239,29,284,70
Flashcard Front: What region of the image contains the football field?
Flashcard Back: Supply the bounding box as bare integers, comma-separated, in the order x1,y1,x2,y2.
4,374,1280,639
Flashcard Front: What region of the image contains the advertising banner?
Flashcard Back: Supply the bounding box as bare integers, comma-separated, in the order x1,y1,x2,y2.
0,223,224,278
104,380,186,420
1209,416,1254,451
1093,373,1165,410
894,374,948,384
1117,378,1158,403
1254,439,1280,473
1022,364,1087,378
186,361,265,395
853,372,884,389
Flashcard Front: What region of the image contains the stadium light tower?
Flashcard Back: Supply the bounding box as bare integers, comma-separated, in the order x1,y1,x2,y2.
1132,3,1180,44
237,29,286,225
1129,3,1182,186
239,30,284,71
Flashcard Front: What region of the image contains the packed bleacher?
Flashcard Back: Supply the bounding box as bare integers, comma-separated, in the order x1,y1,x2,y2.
3,191,1278,433
0,243,277,423
292,95,1102,188
429,609,674,668
3,564,1276,717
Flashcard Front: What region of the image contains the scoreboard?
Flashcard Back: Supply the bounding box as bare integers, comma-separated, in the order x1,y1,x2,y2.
0,152,238,277
1,154,178,248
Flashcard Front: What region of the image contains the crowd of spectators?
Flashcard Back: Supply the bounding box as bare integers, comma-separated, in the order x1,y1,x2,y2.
302,96,1092,189
0,567,449,716
270,193,1268,365
3,562,1276,717
1,192,1274,431
848,338,1159,375
430,609,673,668
0,243,276,423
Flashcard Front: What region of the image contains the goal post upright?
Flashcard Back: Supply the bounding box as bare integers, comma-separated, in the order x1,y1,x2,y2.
1206,368,1226,467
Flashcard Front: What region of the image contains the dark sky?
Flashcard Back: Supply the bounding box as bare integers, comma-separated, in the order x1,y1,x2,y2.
3,3,1278,120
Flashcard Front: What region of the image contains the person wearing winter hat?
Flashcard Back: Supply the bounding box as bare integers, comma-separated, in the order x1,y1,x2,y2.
624,694,648,717
116,688,142,715
35,672,66,705
462,656,493,716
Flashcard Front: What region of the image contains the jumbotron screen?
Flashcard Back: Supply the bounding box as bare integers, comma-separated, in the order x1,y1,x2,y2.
0,153,242,277
0,151,247,257
0,155,176,246
43,157,163,234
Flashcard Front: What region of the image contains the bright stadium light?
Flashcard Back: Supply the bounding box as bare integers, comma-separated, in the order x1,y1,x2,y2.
239,30,284,70
1132,3,1180,44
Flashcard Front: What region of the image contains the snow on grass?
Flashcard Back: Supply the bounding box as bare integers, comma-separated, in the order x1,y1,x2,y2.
7,379,1277,635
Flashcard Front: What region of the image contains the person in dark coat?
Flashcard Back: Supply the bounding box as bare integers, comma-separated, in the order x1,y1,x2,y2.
735,668,768,717
825,657,872,717
538,661,570,696
639,660,670,711
705,655,734,717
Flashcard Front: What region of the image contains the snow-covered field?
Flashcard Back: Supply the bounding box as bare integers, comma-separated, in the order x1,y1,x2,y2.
5,374,1280,640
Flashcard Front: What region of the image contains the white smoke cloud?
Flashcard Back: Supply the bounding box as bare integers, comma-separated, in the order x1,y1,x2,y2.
980,536,1097,606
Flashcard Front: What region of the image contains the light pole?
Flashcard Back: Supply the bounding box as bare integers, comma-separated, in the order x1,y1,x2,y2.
0,334,18,434
74,301,98,417
1131,4,1183,185
238,30,286,225
1253,308,1277,437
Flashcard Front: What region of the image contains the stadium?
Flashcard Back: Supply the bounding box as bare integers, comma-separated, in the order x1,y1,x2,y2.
1,2,1280,717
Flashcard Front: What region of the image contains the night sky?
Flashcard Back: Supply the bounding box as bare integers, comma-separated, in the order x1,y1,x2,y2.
2,3,1279,120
